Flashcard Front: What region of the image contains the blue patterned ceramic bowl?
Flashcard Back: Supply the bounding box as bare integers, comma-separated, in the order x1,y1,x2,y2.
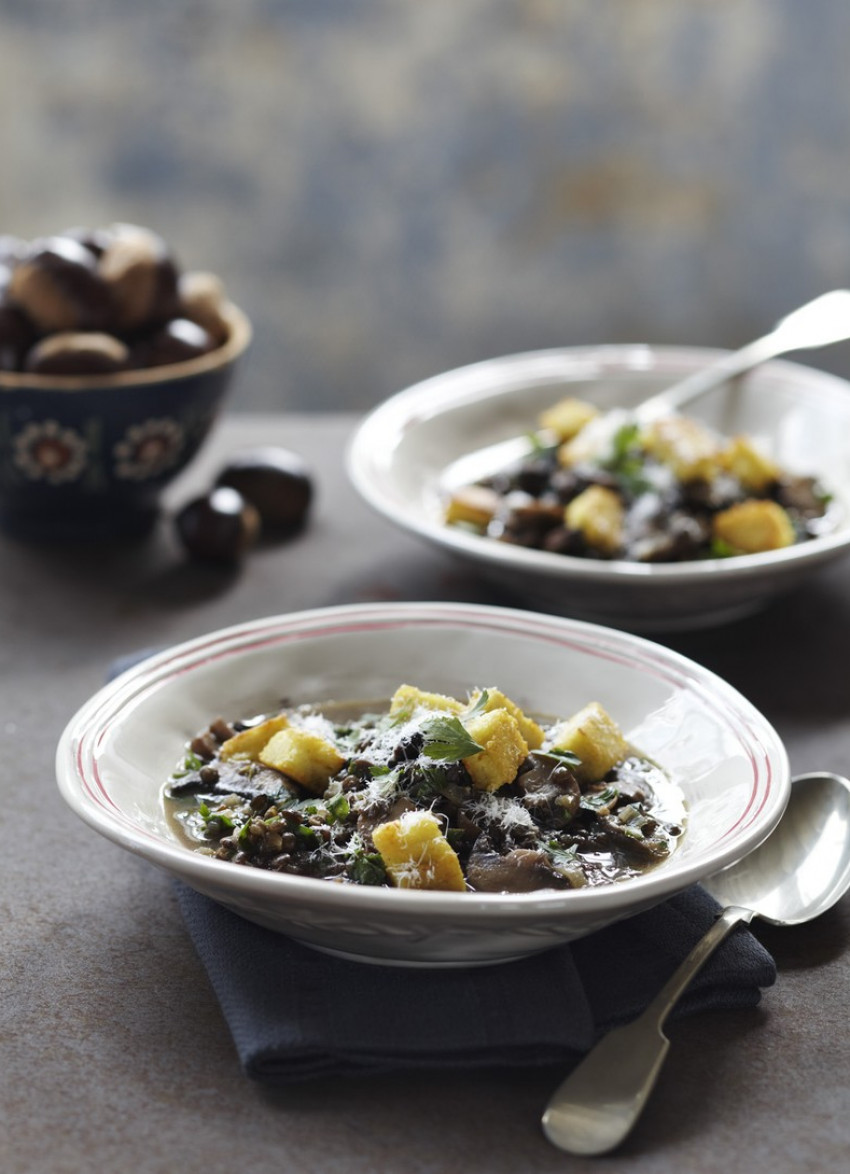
0,301,251,541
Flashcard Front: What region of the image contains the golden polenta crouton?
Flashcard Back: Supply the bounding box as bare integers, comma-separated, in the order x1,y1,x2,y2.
466,687,544,749
564,485,624,556
389,684,464,718
372,810,466,891
219,714,289,761
444,484,501,529
712,499,795,553
462,708,529,792
259,727,345,795
538,397,599,441
641,415,721,481
557,419,609,467
721,435,780,492
549,701,629,784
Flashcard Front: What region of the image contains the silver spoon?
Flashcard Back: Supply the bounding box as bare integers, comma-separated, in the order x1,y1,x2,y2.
636,289,850,423
542,771,850,1156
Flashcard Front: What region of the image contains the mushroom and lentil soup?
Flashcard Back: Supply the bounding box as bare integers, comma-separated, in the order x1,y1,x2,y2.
164,684,685,893
444,398,836,563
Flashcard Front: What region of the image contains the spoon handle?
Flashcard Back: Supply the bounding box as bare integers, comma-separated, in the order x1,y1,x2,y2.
541,904,753,1156
635,288,850,423
635,336,784,423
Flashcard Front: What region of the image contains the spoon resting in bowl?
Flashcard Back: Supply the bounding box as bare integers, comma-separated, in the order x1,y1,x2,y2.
636,289,850,423
541,770,850,1156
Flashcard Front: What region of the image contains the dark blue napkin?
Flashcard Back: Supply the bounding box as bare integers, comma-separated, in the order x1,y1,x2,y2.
174,881,775,1084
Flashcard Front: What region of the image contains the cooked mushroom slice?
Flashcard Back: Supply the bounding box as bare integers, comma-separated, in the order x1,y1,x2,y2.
354,795,416,839
628,510,711,563
496,499,564,548
596,807,672,861
466,840,574,892
169,758,297,801
516,752,581,827
776,475,829,519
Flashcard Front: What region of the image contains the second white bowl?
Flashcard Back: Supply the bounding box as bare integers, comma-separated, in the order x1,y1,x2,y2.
347,345,850,630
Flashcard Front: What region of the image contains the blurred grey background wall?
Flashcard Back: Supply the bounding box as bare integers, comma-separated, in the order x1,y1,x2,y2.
2,0,850,411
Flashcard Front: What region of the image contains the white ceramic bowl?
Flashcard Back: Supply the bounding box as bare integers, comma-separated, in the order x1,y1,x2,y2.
56,602,789,967
347,346,850,631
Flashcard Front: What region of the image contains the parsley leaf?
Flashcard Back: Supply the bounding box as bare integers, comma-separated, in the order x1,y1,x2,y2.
326,793,350,822
544,841,586,886
545,840,579,867
204,810,235,832
407,761,462,800
170,749,204,779
579,785,619,814
295,824,320,847
538,747,582,768
465,689,490,718
348,850,388,886
525,431,551,454
599,423,651,496
420,714,483,761
709,536,737,559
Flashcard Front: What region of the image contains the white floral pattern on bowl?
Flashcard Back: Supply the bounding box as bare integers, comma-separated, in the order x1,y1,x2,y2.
112,417,184,481
12,419,88,484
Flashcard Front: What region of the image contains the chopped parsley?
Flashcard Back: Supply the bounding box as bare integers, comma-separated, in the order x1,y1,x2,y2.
709,536,737,559
537,747,582,769
579,785,619,814
348,850,388,886
326,793,350,822
170,750,204,779
420,714,483,761
599,423,652,496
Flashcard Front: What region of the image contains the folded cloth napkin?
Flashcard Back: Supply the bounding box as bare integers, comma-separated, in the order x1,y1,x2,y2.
174,880,776,1084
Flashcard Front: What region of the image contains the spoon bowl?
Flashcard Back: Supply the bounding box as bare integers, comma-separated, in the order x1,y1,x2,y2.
542,771,850,1155
705,770,850,925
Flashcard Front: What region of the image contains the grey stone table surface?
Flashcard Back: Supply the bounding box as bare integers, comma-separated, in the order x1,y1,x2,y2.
2,413,849,1174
